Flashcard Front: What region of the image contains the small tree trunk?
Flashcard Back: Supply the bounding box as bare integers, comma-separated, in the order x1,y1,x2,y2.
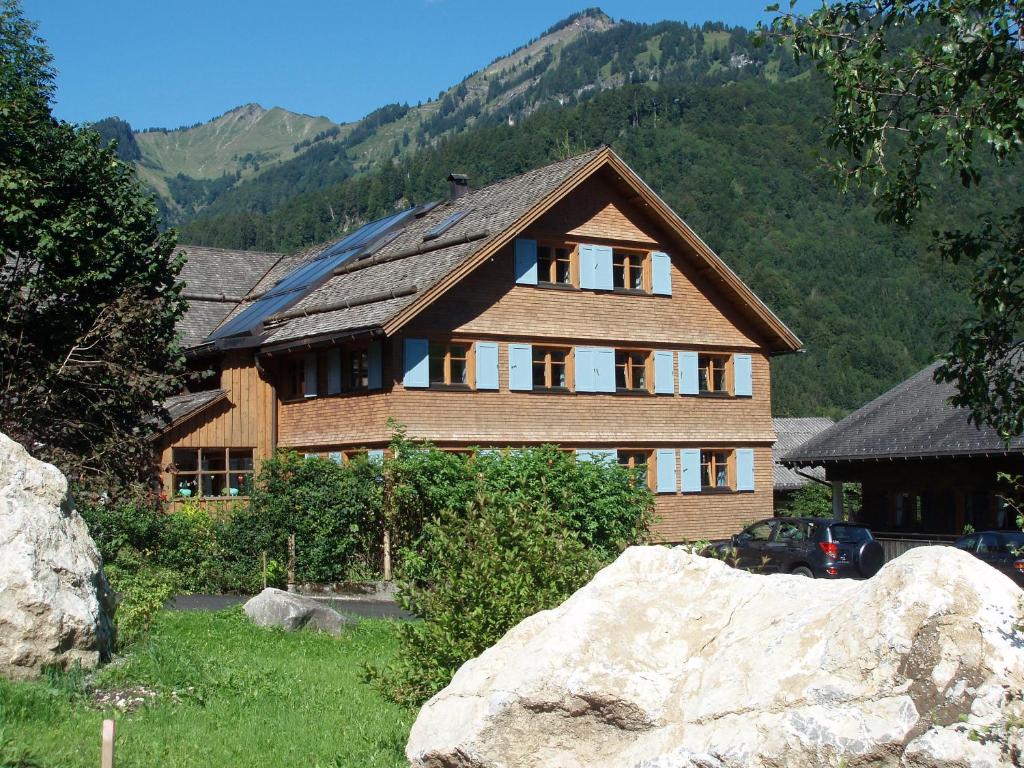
383,529,392,582
260,550,267,590
287,533,296,593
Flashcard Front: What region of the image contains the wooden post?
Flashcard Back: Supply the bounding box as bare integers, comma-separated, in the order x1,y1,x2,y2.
260,550,267,590
287,534,296,593
831,481,845,521
101,719,115,768
382,529,392,582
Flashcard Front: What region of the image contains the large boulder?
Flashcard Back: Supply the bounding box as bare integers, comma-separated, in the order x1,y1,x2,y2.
407,545,1024,768
243,588,351,635
0,431,115,680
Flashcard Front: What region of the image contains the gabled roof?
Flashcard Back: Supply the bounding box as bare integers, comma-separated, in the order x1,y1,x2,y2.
188,147,801,354
175,245,283,349
772,417,834,490
785,362,1024,465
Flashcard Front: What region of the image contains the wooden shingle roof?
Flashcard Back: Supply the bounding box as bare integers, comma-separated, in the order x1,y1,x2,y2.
176,245,284,349
772,417,834,490
160,389,228,430
180,147,801,354
784,363,1024,465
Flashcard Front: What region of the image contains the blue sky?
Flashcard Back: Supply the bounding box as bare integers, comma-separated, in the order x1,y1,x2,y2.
24,1,799,129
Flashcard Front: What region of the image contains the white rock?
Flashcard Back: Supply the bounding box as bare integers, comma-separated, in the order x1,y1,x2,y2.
0,431,115,680
407,545,1024,768
243,588,351,635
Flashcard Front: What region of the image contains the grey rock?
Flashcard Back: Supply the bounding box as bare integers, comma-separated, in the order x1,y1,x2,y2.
243,588,351,635
407,546,1024,768
0,431,115,680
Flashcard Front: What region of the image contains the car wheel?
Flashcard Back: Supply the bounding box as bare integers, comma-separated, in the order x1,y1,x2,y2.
856,541,885,577
791,566,813,578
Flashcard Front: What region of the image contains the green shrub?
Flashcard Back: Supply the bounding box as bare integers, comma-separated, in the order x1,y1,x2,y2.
374,494,604,705
233,451,384,587
105,565,179,648
372,439,653,705
77,500,163,564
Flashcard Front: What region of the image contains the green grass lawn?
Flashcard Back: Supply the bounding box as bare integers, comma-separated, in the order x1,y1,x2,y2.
0,610,414,768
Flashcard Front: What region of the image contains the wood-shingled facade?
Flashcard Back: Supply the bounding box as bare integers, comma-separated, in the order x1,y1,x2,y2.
156,148,801,541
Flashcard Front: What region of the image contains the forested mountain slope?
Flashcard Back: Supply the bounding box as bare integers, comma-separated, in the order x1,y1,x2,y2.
96,10,809,223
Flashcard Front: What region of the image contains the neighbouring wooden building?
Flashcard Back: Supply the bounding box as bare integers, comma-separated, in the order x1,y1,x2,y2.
784,362,1023,547
771,417,834,504
157,147,803,541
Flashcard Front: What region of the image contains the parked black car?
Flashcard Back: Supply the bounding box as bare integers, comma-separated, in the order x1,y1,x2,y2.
953,530,1024,588
711,517,885,579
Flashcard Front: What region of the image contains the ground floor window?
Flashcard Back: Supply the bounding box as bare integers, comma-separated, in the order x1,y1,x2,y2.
171,447,254,498
617,450,651,488
700,449,732,489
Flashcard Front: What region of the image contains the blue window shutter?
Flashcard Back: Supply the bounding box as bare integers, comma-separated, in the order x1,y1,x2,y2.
651,251,672,296
681,449,702,492
304,353,318,398
654,350,674,394
594,347,616,393
574,347,594,392
475,341,499,390
514,239,538,285
594,245,613,290
678,351,699,395
328,451,343,465
734,354,753,397
403,338,429,388
367,341,383,390
326,349,342,395
736,449,755,491
579,244,597,289
656,449,677,493
508,343,533,391
576,448,616,464
367,449,385,463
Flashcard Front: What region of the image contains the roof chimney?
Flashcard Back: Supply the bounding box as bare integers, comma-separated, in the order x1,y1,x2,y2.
447,173,469,200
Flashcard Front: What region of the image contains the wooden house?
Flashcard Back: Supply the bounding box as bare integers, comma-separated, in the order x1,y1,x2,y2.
157,147,802,541
784,362,1024,555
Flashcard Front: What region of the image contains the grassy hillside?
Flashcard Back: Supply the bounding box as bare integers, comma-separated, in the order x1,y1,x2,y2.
136,104,336,179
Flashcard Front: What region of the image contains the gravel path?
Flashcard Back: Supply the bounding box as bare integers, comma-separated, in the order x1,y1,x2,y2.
168,594,413,620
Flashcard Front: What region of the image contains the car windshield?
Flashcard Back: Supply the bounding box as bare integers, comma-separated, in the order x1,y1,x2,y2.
829,524,872,543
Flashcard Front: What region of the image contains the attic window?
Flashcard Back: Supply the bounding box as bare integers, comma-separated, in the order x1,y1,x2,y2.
423,210,468,242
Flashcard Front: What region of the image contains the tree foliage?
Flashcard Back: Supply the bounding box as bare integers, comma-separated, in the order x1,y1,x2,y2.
766,0,1024,437
0,1,185,493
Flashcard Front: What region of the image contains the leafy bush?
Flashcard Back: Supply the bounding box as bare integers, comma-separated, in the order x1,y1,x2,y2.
376,495,603,705
105,565,179,648
372,439,653,705
776,482,862,519
233,451,384,588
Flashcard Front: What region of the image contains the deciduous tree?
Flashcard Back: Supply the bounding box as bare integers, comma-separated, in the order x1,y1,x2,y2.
765,0,1024,437
0,1,185,495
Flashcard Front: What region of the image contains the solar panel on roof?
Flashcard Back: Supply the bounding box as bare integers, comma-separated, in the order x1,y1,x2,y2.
423,210,468,242
208,207,418,341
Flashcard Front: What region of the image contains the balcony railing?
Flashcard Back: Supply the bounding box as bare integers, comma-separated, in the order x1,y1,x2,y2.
873,532,959,563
